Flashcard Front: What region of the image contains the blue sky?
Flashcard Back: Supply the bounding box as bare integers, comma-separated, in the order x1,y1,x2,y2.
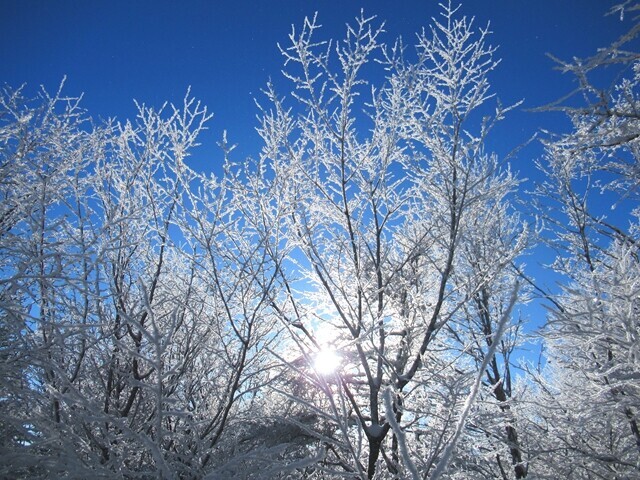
1,0,631,167
1,1,635,353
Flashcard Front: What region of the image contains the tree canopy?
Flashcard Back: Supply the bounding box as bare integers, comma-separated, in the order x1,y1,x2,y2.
1,2,639,479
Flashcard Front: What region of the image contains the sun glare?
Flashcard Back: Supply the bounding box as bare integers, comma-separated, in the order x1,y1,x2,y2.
313,349,341,376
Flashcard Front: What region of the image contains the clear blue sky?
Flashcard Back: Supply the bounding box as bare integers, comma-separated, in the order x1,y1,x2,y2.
1,1,634,346
1,0,631,167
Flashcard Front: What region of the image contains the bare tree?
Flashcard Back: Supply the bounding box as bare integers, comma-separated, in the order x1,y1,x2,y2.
0,85,283,478
256,4,526,478
528,3,640,477
8,3,639,479
446,194,531,479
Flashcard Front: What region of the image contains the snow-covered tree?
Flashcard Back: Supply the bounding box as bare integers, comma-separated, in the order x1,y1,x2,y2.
5,3,640,479
528,3,640,477
445,195,531,479
256,5,527,478
0,84,283,478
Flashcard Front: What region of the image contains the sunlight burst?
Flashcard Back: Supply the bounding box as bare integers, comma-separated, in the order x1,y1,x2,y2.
313,349,341,376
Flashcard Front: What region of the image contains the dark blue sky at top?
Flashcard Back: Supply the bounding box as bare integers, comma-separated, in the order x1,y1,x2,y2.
1,1,635,339
1,0,631,170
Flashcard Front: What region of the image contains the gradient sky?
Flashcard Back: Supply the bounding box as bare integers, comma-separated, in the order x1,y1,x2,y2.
1,1,636,346
1,1,632,167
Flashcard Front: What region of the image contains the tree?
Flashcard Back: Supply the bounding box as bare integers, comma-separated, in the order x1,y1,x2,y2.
0,84,283,478
6,3,639,479
446,196,531,479
527,3,640,477
256,4,527,478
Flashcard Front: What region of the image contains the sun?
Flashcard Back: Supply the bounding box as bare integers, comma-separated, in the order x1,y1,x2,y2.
313,348,341,376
